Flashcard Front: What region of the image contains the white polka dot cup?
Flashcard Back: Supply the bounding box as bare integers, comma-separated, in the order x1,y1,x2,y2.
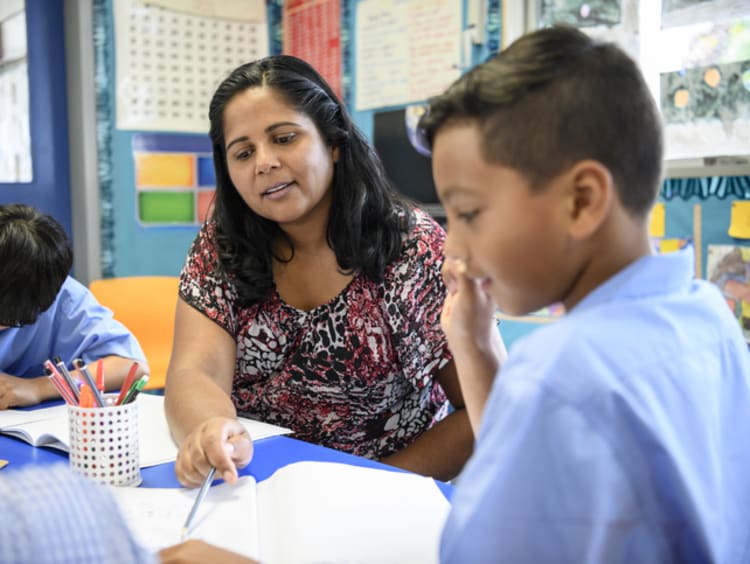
67,394,141,487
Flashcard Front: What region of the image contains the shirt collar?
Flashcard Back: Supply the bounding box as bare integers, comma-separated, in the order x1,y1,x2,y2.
571,247,695,314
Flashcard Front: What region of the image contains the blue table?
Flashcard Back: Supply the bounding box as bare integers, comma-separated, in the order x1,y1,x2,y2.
0,424,453,498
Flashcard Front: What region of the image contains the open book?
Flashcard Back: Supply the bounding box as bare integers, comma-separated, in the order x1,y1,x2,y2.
112,460,451,563
0,394,291,467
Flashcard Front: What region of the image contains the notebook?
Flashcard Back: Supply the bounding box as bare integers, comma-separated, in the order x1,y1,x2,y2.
0,394,291,467
112,460,451,563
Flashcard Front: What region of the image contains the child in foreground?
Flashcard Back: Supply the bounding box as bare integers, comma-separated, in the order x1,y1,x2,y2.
418,25,750,563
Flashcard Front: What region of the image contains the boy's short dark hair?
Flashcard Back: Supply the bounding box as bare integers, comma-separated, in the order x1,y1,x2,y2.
419,25,663,217
0,204,73,326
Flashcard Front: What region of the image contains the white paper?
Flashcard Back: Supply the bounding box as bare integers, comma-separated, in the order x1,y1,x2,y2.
355,0,461,111
145,0,266,22
113,460,450,564
113,0,269,132
257,461,450,564
112,475,260,558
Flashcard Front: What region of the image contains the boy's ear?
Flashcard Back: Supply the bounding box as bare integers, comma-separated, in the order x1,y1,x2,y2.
563,160,614,240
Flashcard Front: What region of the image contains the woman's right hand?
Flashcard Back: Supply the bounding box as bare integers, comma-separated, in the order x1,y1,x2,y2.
174,416,253,487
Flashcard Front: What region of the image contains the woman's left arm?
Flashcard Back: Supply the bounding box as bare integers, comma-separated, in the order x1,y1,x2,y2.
380,360,473,482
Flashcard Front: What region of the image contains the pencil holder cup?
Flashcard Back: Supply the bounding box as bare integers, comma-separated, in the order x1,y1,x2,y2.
67,393,141,487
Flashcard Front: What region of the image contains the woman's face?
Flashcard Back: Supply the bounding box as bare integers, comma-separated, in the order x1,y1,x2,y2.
222,85,338,229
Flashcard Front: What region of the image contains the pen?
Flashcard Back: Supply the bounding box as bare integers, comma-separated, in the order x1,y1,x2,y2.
181,466,216,540
44,359,79,404
73,358,105,407
79,383,95,408
46,370,77,405
116,361,140,405
121,374,149,405
51,357,80,403
95,359,104,393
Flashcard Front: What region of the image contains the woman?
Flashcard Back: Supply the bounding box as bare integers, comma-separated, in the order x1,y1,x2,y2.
165,55,471,487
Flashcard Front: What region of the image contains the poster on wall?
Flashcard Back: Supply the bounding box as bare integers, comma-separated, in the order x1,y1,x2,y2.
535,0,750,162
113,0,269,133
283,0,342,101
707,244,750,344
355,0,462,111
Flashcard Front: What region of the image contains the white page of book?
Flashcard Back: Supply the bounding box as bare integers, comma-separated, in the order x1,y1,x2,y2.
112,460,449,563
257,461,450,564
0,416,69,449
0,404,68,428
112,475,259,558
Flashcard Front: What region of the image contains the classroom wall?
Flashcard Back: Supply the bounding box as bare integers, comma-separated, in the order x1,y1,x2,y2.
96,0,489,277
91,1,750,353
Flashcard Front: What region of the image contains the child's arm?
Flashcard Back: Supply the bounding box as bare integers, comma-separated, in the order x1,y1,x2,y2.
160,539,257,563
92,355,150,392
0,372,58,409
440,258,507,435
0,356,149,409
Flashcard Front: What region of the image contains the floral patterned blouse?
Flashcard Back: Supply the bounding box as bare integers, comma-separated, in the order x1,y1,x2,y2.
179,208,452,459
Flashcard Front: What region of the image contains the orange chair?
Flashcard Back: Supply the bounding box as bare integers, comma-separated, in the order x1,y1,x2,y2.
89,276,180,390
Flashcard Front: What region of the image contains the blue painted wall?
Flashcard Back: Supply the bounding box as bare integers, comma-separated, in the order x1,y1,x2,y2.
0,0,72,238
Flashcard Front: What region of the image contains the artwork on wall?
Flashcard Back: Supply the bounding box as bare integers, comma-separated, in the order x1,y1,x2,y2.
540,0,623,30
707,244,750,343
650,237,693,254
132,133,214,227
661,0,749,29
530,0,750,164
282,0,342,100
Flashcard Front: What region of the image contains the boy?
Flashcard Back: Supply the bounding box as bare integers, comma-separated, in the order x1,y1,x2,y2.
419,26,750,563
0,204,148,408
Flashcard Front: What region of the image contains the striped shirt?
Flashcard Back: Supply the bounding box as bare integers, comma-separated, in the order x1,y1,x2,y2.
0,464,155,563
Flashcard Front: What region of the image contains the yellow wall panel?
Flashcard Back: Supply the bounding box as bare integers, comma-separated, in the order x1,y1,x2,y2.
135,153,195,187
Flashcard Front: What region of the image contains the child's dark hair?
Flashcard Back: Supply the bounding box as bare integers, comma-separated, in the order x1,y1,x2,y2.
0,204,73,326
419,25,663,217
207,55,413,305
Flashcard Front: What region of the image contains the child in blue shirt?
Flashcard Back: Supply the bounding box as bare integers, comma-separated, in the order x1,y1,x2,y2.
419,25,750,563
0,204,148,408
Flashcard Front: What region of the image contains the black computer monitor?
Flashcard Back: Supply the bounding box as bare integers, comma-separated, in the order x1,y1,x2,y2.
373,107,445,222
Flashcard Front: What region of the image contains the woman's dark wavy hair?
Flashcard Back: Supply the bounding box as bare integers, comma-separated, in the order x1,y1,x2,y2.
0,204,73,326
208,55,414,305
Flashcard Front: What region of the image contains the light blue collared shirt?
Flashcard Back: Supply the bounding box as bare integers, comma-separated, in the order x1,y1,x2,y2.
441,249,750,563
0,276,145,377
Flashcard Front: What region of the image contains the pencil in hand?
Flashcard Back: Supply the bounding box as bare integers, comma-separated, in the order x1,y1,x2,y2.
181,466,216,541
